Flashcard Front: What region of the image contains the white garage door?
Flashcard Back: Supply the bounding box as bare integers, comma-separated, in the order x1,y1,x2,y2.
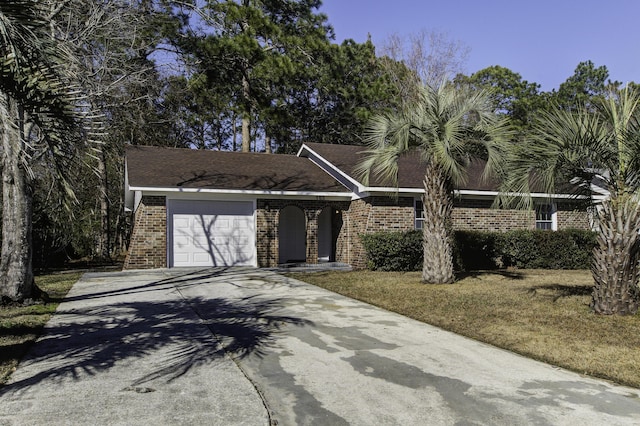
169,200,256,267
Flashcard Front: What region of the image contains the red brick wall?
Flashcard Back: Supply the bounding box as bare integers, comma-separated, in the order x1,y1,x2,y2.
450,199,592,231
557,202,591,230
342,198,372,268
126,194,592,270
344,196,592,269
366,196,415,231
124,196,167,269
342,197,414,268
451,198,531,231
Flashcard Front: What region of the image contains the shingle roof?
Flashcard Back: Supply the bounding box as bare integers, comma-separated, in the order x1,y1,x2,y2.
127,144,581,196
126,145,350,193
302,142,502,191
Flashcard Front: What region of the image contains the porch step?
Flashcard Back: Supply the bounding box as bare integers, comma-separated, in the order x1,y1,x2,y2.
269,262,352,273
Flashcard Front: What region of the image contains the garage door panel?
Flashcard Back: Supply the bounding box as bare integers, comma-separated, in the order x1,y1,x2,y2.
215,219,230,229
193,234,212,245
235,237,250,246
193,252,214,263
174,217,190,229
234,218,250,227
170,200,255,267
174,235,190,247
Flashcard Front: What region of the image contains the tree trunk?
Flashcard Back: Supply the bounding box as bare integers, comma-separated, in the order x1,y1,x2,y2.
241,72,251,153
241,115,251,152
232,116,238,151
265,135,271,153
96,145,111,260
421,162,454,284
0,95,35,302
591,196,640,315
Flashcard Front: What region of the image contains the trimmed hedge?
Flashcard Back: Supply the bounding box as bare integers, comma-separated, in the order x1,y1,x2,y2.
361,231,423,271
453,230,499,271
497,229,597,269
362,229,597,271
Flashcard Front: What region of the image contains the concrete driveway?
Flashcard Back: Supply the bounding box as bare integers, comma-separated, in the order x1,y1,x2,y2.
2,268,640,425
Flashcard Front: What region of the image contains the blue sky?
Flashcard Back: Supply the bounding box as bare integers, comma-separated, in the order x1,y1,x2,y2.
319,0,640,91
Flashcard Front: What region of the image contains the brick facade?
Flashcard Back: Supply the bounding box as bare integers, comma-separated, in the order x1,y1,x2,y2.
125,194,592,270
452,199,534,231
557,202,592,230
256,196,416,268
256,199,351,267
344,196,592,268
450,198,592,232
124,196,167,269
343,197,415,268
340,198,370,268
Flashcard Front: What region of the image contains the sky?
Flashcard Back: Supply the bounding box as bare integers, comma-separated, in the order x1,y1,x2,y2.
319,0,640,92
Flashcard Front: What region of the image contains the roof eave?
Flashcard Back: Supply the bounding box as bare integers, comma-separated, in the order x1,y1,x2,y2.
128,186,353,199
361,187,600,200
298,143,367,193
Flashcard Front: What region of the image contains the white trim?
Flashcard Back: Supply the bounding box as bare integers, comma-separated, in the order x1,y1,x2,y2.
366,187,424,194
535,202,557,231
414,198,425,230
131,184,605,204
590,183,610,197
128,185,351,199
166,197,170,268
354,187,603,200
455,189,605,200
298,144,366,193
133,191,142,213
124,159,133,212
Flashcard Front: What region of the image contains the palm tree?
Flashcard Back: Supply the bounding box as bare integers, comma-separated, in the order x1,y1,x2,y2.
500,87,640,315
0,1,77,302
356,82,511,284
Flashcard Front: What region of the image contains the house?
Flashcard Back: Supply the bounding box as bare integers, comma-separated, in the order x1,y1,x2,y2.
124,143,598,270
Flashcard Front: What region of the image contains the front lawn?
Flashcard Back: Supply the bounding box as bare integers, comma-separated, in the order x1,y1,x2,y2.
0,272,81,385
288,269,640,388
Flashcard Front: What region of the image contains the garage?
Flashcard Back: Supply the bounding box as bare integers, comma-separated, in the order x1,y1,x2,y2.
168,199,256,267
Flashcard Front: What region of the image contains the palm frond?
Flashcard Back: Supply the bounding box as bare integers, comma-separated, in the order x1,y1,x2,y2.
358,80,510,190
0,1,83,205
356,113,412,186
500,86,640,209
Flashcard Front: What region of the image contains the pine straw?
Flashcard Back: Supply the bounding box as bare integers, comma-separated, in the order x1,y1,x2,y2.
0,272,80,386
288,269,640,388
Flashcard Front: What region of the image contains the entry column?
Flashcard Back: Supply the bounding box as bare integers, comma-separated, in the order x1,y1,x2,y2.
306,210,319,264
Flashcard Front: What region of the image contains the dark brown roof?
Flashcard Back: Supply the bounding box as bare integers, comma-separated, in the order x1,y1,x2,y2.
126,145,349,193
303,143,501,191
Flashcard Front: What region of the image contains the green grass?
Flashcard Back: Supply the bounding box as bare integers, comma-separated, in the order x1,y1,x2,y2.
0,272,81,386
288,269,640,388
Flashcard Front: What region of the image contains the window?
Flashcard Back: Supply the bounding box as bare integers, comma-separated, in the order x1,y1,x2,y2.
535,203,555,230
415,199,425,229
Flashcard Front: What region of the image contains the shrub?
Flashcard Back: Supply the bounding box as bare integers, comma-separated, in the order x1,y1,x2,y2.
362,229,596,272
361,231,422,271
497,229,596,269
495,230,539,269
453,230,500,271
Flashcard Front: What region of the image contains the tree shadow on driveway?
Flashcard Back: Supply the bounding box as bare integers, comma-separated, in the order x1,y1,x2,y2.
0,268,310,394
